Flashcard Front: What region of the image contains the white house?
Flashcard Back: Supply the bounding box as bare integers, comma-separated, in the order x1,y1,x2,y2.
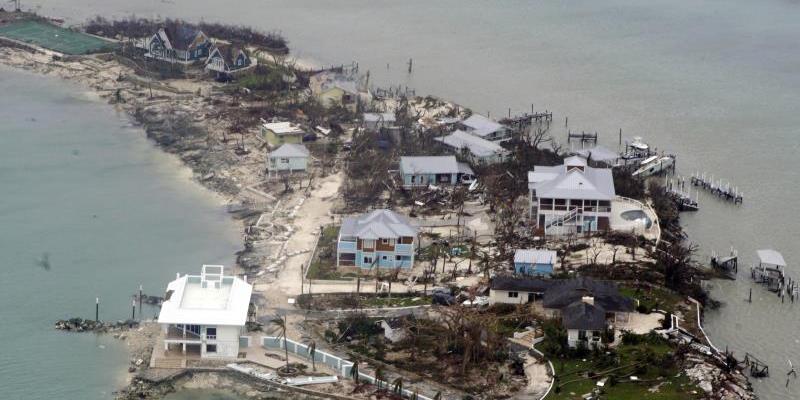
435,130,508,164
399,156,475,188
267,143,310,177
528,156,615,236
457,114,510,142
488,276,552,305
157,265,253,359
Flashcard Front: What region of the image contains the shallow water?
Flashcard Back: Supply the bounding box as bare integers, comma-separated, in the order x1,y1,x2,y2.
14,0,800,397
0,66,241,399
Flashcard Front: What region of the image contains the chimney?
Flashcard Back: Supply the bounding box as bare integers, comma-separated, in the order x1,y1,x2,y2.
581,296,594,305
176,272,180,279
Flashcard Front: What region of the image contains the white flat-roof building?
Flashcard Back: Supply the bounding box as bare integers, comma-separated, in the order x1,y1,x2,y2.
158,265,252,359
457,114,510,142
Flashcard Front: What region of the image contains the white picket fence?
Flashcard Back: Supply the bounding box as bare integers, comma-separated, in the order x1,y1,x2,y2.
262,336,436,400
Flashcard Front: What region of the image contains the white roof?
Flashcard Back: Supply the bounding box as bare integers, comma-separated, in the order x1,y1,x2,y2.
528,160,615,200
262,121,304,136
158,265,252,326
573,146,619,163
269,143,310,158
757,249,786,267
460,114,505,137
400,156,469,175
340,209,417,240
514,249,557,265
435,130,508,158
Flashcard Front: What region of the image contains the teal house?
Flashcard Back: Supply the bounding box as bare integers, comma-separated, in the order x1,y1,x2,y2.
514,249,557,276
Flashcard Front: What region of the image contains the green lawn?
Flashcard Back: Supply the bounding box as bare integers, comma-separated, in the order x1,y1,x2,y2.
305,225,357,280
0,20,116,54
546,342,700,400
620,285,684,313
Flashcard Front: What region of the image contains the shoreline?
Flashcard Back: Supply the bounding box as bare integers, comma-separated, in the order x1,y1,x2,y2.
0,35,758,399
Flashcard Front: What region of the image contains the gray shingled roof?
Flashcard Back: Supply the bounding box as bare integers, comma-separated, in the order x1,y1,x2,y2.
490,276,552,293
269,143,309,158
542,277,633,312
400,156,465,175
340,209,417,240
528,157,615,200
435,130,508,158
562,301,607,331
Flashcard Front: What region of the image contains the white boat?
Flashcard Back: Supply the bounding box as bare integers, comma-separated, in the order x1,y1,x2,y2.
632,155,675,178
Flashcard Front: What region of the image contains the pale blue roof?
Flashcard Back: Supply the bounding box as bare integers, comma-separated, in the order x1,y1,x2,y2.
340,209,417,240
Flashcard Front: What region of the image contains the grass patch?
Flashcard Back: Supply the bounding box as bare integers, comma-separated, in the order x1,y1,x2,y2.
305,225,355,280
546,339,700,400
360,295,430,308
620,285,684,314
0,20,116,54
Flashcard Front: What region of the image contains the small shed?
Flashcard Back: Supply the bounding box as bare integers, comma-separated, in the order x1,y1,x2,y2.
267,143,310,177
514,249,557,276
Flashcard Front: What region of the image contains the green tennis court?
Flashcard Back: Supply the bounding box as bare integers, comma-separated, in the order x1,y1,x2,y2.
0,20,117,55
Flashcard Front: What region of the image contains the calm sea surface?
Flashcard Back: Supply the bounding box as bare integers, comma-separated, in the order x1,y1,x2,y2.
0,66,241,399
12,0,800,397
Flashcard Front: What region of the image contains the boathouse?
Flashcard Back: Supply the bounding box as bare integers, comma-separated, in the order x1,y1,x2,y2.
157,265,252,360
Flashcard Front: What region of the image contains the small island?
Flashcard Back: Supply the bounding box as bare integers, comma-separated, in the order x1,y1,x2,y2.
0,9,760,400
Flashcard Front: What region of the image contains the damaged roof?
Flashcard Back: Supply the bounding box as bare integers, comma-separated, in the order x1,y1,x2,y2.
542,277,633,312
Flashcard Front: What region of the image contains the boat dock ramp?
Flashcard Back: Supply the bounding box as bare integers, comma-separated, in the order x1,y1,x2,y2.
666,176,699,211
711,247,738,276
690,172,743,204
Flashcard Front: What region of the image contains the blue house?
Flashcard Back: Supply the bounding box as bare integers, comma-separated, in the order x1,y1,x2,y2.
514,249,557,276
336,210,418,269
399,156,475,189
205,44,254,76
145,25,212,64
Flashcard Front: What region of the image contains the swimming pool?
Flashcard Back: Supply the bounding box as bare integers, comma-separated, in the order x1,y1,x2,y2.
620,209,653,229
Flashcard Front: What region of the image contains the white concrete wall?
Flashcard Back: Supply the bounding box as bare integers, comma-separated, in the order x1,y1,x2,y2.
201,325,242,359
489,289,535,305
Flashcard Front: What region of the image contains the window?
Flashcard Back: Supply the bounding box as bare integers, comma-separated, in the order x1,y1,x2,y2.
206,327,217,340
280,158,290,164
362,239,375,249
363,256,373,264
508,292,519,298
382,238,389,244
206,344,217,353
382,255,388,260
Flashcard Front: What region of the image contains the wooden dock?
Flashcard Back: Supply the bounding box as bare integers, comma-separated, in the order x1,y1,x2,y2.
690,172,743,204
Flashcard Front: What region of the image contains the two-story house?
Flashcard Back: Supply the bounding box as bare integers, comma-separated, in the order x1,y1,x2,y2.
261,120,305,146
336,209,418,269
542,277,634,348
205,44,254,77
144,25,212,64
156,265,252,360
528,156,615,236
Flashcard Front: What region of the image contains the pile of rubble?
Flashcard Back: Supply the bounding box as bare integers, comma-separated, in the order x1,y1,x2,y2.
683,355,755,400
54,318,138,333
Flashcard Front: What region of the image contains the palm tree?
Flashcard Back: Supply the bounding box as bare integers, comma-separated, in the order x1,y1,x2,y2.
478,250,493,278
270,314,289,372
307,340,317,371
374,365,385,389
392,377,403,395
349,360,360,384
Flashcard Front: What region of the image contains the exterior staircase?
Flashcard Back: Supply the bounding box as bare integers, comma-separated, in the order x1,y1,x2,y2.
545,208,581,230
